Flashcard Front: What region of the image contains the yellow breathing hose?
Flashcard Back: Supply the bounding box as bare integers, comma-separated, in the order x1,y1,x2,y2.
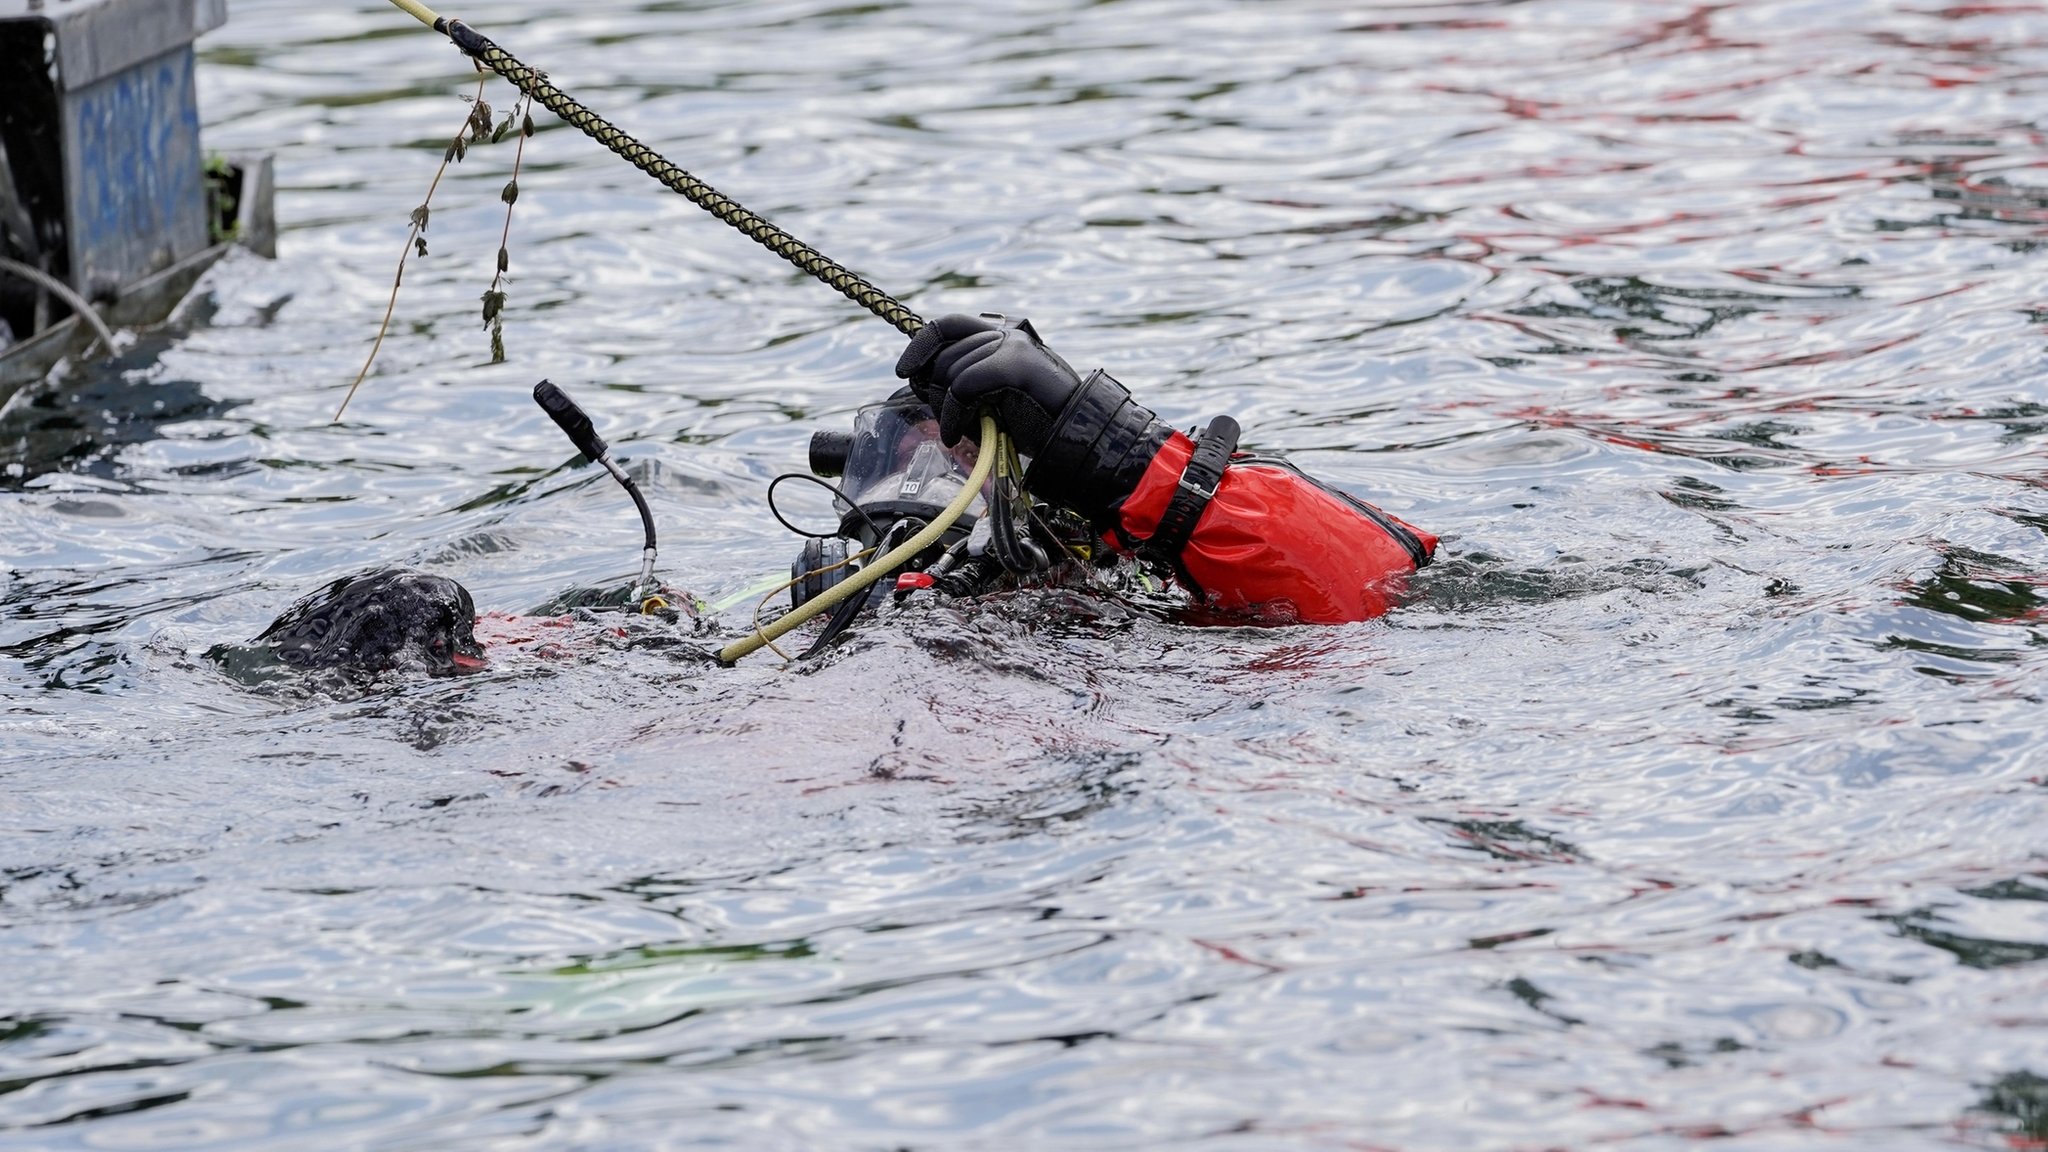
385,0,443,27
717,415,999,664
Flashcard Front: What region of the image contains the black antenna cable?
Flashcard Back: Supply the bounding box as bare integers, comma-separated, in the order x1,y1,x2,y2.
533,379,659,604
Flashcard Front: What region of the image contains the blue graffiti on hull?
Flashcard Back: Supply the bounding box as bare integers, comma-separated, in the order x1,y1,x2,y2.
69,48,206,292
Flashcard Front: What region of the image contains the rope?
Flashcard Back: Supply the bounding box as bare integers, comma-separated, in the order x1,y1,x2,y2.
717,415,999,664
376,1,923,336
374,2,989,667
385,0,441,24
0,256,116,354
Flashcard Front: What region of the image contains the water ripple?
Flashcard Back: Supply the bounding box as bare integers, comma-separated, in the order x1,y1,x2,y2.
4,0,2048,1147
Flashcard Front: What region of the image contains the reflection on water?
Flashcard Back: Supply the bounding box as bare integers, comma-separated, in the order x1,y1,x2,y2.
2,0,2046,1146
1969,1070,2048,1146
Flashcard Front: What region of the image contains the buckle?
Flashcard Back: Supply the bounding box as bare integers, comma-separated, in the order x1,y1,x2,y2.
1139,415,1240,580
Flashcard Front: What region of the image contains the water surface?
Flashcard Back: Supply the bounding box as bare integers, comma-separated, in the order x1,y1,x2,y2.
3,0,2046,1147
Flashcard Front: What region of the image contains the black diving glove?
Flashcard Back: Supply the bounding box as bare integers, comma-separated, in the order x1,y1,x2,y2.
894,313,1170,525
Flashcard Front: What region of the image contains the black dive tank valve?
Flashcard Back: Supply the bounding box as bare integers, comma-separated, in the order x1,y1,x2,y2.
791,536,849,609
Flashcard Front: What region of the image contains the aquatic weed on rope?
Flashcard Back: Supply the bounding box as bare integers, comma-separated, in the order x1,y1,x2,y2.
337,69,528,419
374,0,926,338
482,92,536,366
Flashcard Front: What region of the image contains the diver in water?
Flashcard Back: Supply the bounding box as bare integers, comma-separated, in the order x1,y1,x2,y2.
894,314,1436,624
222,568,487,679
239,313,1435,676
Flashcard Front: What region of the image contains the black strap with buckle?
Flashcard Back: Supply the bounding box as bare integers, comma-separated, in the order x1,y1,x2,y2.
1137,415,1239,585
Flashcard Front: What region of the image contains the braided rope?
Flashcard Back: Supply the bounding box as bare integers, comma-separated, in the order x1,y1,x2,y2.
445,20,924,336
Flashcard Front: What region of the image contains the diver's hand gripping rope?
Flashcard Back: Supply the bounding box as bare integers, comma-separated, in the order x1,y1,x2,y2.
377,0,924,338
717,415,1000,665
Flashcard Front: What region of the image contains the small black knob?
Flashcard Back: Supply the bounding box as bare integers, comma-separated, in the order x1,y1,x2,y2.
809,429,853,477
533,379,608,462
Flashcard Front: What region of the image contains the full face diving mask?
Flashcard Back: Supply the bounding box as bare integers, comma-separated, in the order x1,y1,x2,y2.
792,390,989,609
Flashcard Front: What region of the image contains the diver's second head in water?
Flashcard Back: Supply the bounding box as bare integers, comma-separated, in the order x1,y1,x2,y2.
256,568,486,675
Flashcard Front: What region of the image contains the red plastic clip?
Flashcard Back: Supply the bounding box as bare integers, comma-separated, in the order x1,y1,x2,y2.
895,572,935,591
